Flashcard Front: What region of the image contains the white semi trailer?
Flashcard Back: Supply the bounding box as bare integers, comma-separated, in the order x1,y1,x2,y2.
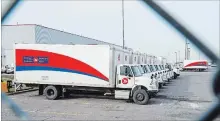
183,60,208,71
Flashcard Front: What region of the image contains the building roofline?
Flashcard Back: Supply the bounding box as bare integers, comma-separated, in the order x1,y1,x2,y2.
2,24,132,50
2,24,163,60
2,24,37,26
38,25,133,49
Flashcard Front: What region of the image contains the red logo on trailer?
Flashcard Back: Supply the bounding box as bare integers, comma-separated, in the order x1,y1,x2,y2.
122,78,128,84
34,58,38,63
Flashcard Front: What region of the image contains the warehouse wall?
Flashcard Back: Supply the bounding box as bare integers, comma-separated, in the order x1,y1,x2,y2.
1,25,36,66
1,24,132,67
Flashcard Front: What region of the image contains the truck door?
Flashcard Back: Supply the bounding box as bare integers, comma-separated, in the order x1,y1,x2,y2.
116,65,135,88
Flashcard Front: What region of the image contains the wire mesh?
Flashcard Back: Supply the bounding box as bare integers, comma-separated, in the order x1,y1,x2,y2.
142,0,220,121
1,0,219,120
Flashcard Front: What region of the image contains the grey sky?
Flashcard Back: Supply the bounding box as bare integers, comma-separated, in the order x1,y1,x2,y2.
3,0,219,63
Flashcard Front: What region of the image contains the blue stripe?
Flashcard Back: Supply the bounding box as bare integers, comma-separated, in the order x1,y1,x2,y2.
16,66,105,81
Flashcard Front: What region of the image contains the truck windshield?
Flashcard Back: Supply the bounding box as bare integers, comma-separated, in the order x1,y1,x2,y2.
160,65,163,70
138,66,145,74
131,66,142,77
144,65,150,73
149,65,155,72
140,65,147,73
161,65,164,70
154,65,158,71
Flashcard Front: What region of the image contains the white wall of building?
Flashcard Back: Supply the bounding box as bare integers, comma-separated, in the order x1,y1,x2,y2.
2,25,36,66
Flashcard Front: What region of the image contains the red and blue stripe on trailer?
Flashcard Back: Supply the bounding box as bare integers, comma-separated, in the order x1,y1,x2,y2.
15,49,109,81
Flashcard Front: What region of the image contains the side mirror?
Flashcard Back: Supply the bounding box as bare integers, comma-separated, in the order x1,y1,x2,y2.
151,74,154,79
128,74,133,77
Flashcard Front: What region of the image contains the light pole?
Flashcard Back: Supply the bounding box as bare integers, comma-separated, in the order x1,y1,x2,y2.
175,52,177,64
122,0,125,49
188,48,190,59
185,38,187,60
178,50,180,62
185,39,190,60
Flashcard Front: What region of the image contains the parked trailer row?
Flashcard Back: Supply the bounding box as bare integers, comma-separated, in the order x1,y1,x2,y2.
14,44,180,105
182,60,208,72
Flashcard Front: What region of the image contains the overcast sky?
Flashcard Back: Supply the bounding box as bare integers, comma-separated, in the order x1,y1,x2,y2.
3,0,219,63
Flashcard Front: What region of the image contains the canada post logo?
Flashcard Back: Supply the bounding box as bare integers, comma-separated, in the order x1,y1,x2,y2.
23,56,48,64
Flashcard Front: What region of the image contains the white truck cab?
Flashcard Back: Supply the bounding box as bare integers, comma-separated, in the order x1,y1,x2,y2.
173,64,180,79
118,64,159,104
138,64,159,91
155,64,168,86
165,64,174,79
160,65,171,81
148,64,164,88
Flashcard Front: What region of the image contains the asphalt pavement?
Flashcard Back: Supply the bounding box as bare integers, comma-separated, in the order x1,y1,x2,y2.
1,68,219,120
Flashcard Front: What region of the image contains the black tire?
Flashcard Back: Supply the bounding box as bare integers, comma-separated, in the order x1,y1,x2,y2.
133,89,149,105
159,83,163,88
44,85,60,100
174,73,177,79
163,83,166,86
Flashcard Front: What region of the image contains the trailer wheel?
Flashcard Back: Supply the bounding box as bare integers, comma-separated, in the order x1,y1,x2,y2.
44,85,59,100
133,89,149,105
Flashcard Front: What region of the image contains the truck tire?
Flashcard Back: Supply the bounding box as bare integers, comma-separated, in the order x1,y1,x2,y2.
163,83,166,86
44,85,60,100
174,73,177,79
159,83,163,88
133,89,149,105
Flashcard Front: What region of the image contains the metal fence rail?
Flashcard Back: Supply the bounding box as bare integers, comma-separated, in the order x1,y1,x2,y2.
142,1,220,121
1,0,220,120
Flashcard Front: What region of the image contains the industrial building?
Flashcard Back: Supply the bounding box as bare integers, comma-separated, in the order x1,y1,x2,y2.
2,24,132,67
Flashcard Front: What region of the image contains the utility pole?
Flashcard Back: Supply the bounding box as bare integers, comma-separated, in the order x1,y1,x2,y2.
185,38,190,60
178,51,180,62
122,0,125,49
188,48,190,59
175,52,177,64
185,38,187,60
